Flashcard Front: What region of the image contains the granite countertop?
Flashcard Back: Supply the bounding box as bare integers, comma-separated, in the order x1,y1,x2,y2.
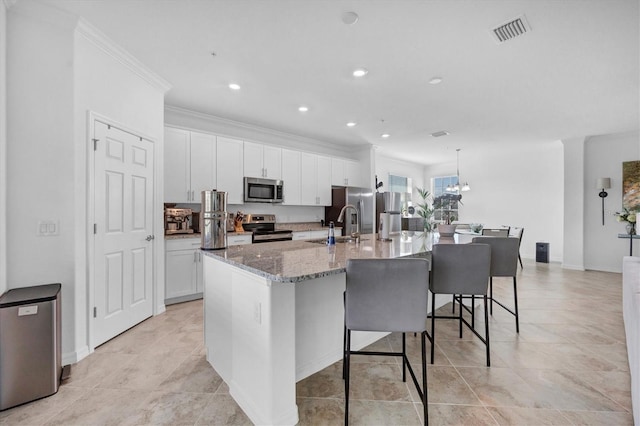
202,232,435,283
276,222,341,232
165,230,253,240
165,223,338,240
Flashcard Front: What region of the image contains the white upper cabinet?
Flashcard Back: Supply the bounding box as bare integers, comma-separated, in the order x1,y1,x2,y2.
164,128,190,203
217,136,244,204
164,127,216,203
243,141,282,180
301,153,331,206
331,157,362,188
190,132,217,200
281,148,301,205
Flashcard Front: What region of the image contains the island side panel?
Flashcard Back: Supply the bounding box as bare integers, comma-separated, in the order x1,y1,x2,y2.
203,255,298,426
295,272,388,382
203,253,233,381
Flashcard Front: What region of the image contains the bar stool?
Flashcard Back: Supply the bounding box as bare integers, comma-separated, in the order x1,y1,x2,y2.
344,258,430,426
508,226,525,269
472,236,521,332
429,243,492,366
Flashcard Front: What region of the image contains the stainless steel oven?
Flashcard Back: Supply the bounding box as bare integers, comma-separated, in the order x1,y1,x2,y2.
242,214,293,243
244,177,284,203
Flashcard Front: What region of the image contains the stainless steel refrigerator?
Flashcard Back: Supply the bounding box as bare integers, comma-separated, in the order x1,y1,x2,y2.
325,187,374,236
376,192,403,234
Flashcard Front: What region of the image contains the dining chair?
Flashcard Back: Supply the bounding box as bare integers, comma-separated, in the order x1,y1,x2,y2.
429,243,492,366
481,228,509,237
472,236,521,332
508,226,525,269
344,258,430,426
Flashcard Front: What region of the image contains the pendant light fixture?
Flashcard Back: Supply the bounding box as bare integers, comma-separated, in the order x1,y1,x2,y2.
446,149,471,193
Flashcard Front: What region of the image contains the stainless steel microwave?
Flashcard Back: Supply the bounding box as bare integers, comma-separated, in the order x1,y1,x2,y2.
244,177,284,203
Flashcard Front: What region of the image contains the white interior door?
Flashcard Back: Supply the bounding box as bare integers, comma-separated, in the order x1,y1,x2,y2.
93,121,154,347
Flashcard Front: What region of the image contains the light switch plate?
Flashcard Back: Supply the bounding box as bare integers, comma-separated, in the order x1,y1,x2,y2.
37,220,59,236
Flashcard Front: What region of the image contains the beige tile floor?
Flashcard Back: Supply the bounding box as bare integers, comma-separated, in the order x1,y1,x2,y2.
0,259,633,425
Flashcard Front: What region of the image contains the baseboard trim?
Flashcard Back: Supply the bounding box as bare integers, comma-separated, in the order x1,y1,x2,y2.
63,345,89,366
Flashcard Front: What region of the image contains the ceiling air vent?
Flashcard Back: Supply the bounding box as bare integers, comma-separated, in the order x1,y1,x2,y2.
491,15,531,43
431,131,449,138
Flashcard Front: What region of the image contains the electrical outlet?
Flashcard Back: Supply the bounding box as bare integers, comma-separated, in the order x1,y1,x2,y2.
37,220,59,236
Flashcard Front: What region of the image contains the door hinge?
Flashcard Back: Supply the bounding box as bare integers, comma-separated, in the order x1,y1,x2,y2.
92,138,98,151
93,307,97,318
94,223,97,234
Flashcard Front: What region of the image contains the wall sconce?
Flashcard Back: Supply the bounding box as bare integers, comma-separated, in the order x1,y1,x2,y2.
597,177,611,226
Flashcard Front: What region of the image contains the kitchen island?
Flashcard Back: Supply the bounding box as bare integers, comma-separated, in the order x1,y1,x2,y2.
202,232,442,425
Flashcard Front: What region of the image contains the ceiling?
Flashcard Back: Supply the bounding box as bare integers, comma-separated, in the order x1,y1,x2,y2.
38,0,639,165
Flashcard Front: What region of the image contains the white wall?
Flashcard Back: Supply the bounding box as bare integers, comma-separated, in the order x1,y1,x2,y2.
562,138,586,269
425,142,564,262
0,1,7,297
7,1,77,356
584,132,640,272
7,2,167,363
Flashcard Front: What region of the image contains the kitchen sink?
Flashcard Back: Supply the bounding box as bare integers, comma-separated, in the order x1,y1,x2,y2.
307,236,368,244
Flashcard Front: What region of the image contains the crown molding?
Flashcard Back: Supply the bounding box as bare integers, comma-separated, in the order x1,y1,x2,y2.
164,105,367,155
76,18,171,93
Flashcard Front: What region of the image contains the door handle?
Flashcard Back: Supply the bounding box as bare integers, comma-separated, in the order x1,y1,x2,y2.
145,235,155,241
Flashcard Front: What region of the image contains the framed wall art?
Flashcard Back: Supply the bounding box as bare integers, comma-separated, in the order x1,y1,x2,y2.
622,160,640,210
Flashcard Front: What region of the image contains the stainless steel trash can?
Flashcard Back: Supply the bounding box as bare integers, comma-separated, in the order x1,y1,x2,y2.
0,283,61,411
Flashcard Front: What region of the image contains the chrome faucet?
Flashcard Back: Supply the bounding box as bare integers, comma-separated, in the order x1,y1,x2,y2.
337,204,360,242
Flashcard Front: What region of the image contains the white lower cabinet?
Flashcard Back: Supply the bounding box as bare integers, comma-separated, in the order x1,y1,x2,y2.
165,238,203,305
227,234,252,245
292,230,330,241
165,234,253,305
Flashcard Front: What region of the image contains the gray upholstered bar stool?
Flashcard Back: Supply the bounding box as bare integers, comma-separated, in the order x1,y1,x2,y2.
472,236,521,332
344,258,430,426
429,243,492,366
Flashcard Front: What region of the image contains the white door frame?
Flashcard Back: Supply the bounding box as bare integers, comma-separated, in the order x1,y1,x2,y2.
86,111,164,353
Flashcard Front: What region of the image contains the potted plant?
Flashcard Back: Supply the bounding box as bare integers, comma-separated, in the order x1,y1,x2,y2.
415,187,435,232
433,193,460,237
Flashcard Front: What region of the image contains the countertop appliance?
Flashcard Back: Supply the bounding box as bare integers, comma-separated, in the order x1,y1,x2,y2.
201,190,227,250
165,208,194,235
244,177,284,203
376,192,404,235
242,214,293,243
325,186,374,236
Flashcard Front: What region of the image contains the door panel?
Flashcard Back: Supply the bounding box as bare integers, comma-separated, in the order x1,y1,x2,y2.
94,121,154,347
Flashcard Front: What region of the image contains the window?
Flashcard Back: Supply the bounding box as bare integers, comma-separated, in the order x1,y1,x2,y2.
432,176,459,222
388,174,412,194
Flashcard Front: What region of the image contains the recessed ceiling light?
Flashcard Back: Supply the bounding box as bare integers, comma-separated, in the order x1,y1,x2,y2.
342,11,359,25
352,68,368,78
228,83,241,90
346,122,357,127
298,106,309,112
431,131,450,137
381,133,390,138
429,77,443,85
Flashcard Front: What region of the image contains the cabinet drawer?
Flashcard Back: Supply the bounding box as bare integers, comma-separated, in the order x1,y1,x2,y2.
165,237,201,251
228,234,252,246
